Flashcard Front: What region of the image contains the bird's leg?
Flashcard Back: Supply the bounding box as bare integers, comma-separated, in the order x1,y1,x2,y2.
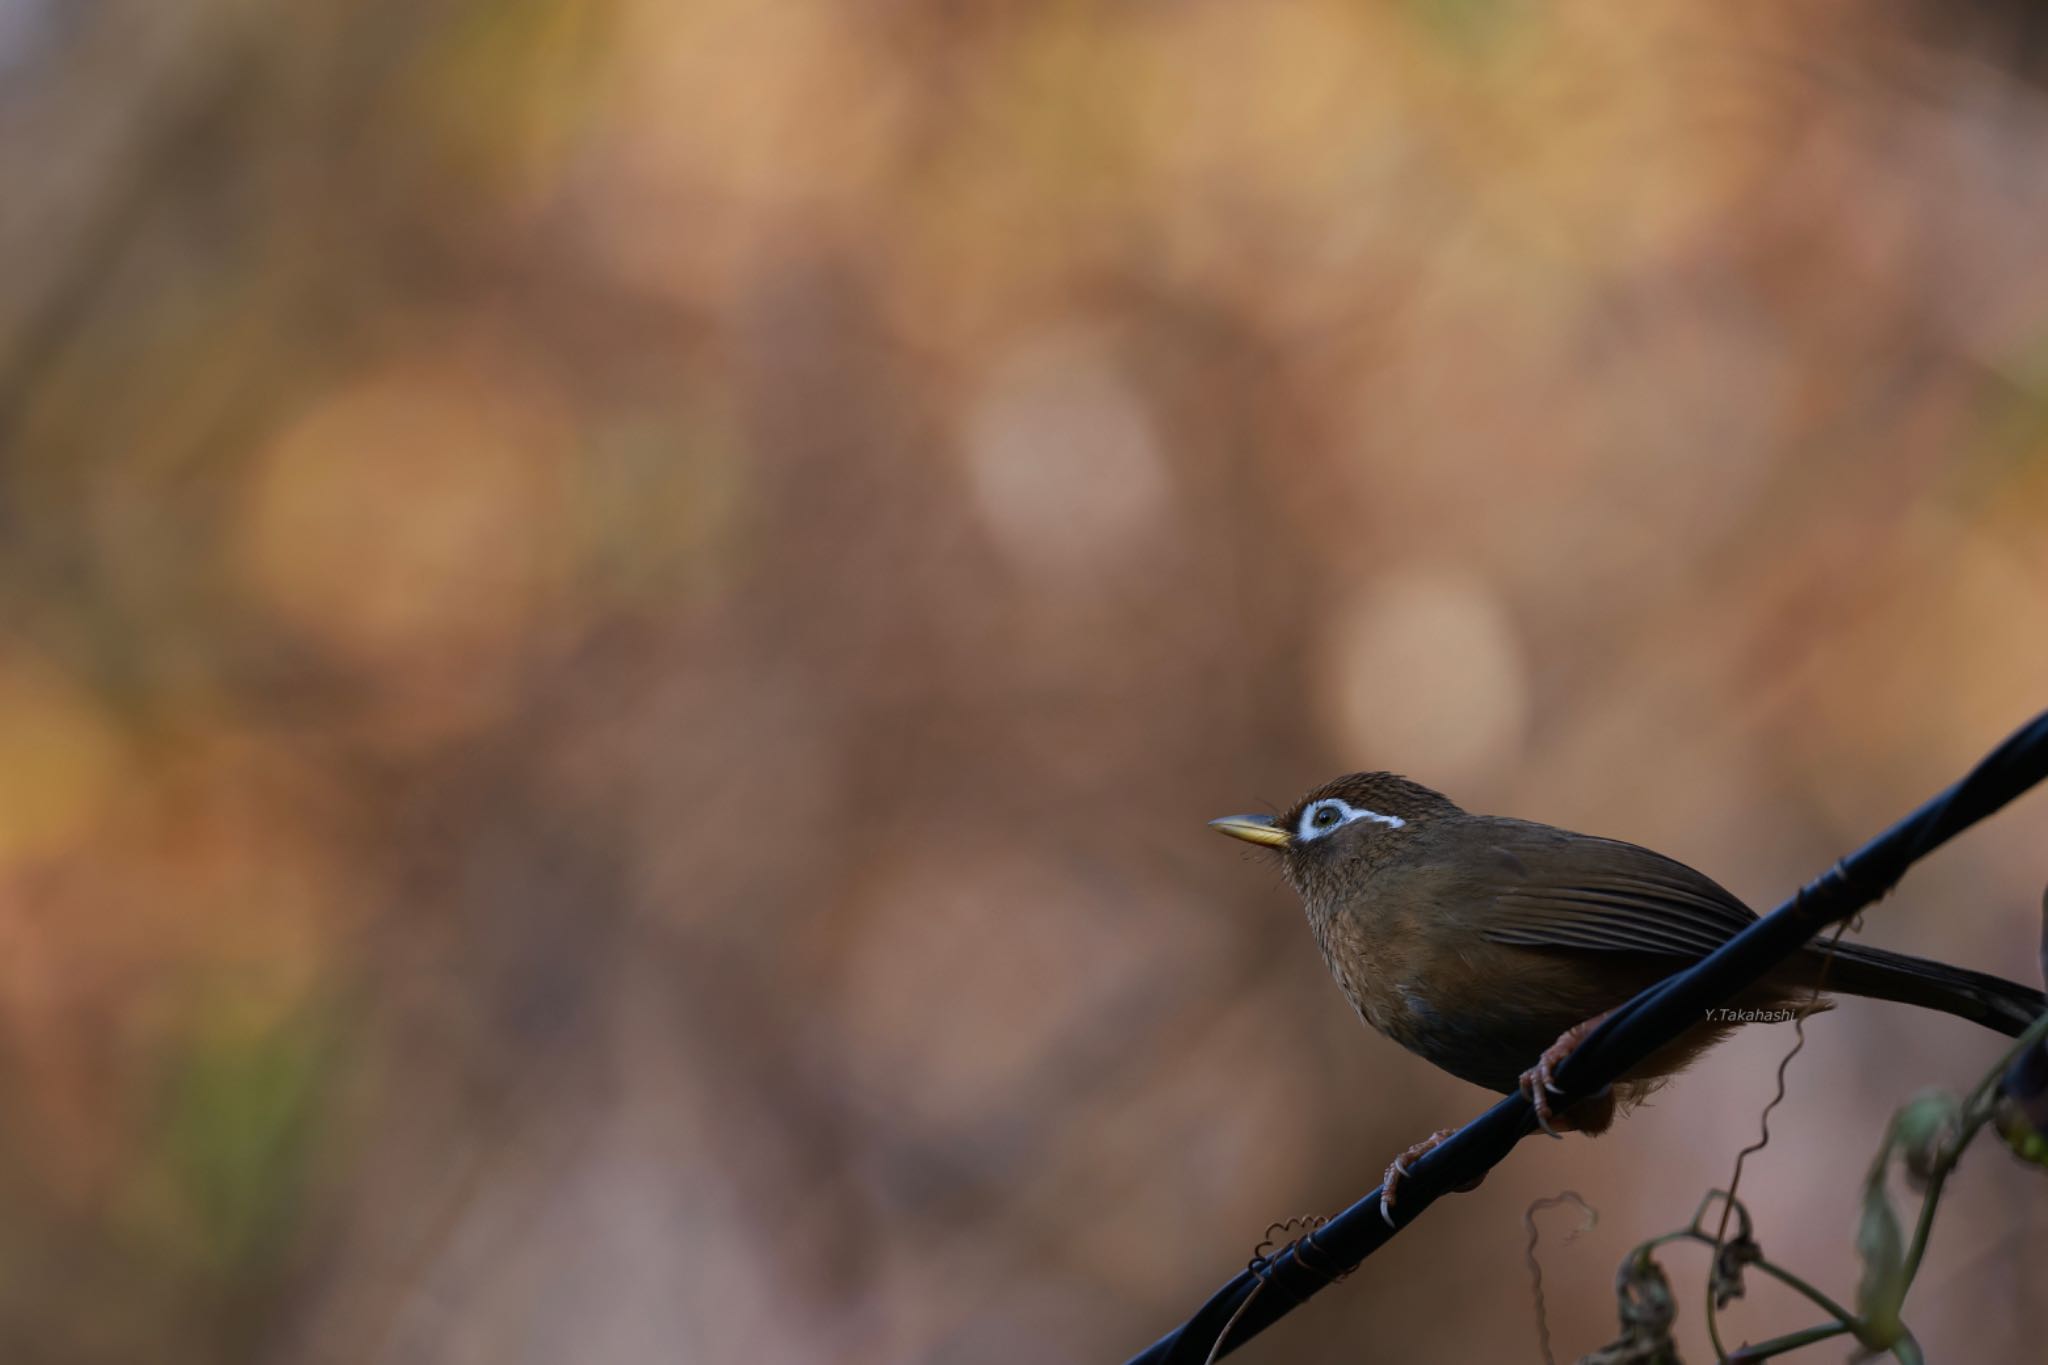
1379,1127,1485,1228
1518,1010,1619,1139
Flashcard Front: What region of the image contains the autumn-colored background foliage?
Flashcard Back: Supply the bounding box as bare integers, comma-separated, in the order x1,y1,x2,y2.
2,2,2047,1361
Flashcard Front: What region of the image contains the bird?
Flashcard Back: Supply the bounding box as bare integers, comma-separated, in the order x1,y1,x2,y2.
1210,771,2046,1224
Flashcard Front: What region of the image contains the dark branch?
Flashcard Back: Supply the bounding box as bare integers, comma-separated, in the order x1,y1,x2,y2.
1126,710,2048,1364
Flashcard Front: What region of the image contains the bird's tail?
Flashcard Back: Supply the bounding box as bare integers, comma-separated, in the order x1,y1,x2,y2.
1803,941,2044,1038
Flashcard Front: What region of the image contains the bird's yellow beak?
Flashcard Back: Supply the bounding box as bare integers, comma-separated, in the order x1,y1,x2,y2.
1208,813,1290,848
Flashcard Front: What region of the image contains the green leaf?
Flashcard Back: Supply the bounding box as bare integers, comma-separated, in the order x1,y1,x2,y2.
1892,1090,1961,1193
1994,1092,2048,1170
1853,1165,1906,1349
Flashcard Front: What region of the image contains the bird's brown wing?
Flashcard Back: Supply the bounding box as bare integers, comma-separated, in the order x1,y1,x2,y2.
1473,822,1757,961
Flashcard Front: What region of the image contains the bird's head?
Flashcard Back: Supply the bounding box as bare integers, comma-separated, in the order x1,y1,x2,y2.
1209,771,1463,898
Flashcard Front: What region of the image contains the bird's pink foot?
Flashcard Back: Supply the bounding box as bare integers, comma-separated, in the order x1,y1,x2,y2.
1379,1127,1482,1228
1517,1010,1618,1138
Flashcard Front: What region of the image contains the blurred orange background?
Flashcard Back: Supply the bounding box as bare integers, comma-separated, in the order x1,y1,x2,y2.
2,2,2047,1361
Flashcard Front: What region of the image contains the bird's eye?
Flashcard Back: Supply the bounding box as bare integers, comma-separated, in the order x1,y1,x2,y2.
1311,804,1341,828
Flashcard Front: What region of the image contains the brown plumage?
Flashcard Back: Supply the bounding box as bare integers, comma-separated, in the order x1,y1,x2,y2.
1212,772,2044,1216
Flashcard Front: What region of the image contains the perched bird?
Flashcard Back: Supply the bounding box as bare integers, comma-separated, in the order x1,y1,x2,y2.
1211,772,2045,1222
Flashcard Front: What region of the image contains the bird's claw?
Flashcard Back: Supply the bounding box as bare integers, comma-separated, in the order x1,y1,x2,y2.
1519,1064,1567,1138
1379,1154,1420,1227
1518,1009,1620,1138
1521,1039,1595,1136
1380,1127,1462,1228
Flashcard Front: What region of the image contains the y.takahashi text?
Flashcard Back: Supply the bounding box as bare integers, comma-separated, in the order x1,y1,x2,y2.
1703,1007,1799,1024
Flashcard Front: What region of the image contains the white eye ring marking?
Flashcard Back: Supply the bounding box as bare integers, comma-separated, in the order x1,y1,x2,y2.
1296,798,1406,842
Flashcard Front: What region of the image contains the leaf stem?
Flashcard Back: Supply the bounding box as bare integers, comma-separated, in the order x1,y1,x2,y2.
1725,1319,1850,1360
